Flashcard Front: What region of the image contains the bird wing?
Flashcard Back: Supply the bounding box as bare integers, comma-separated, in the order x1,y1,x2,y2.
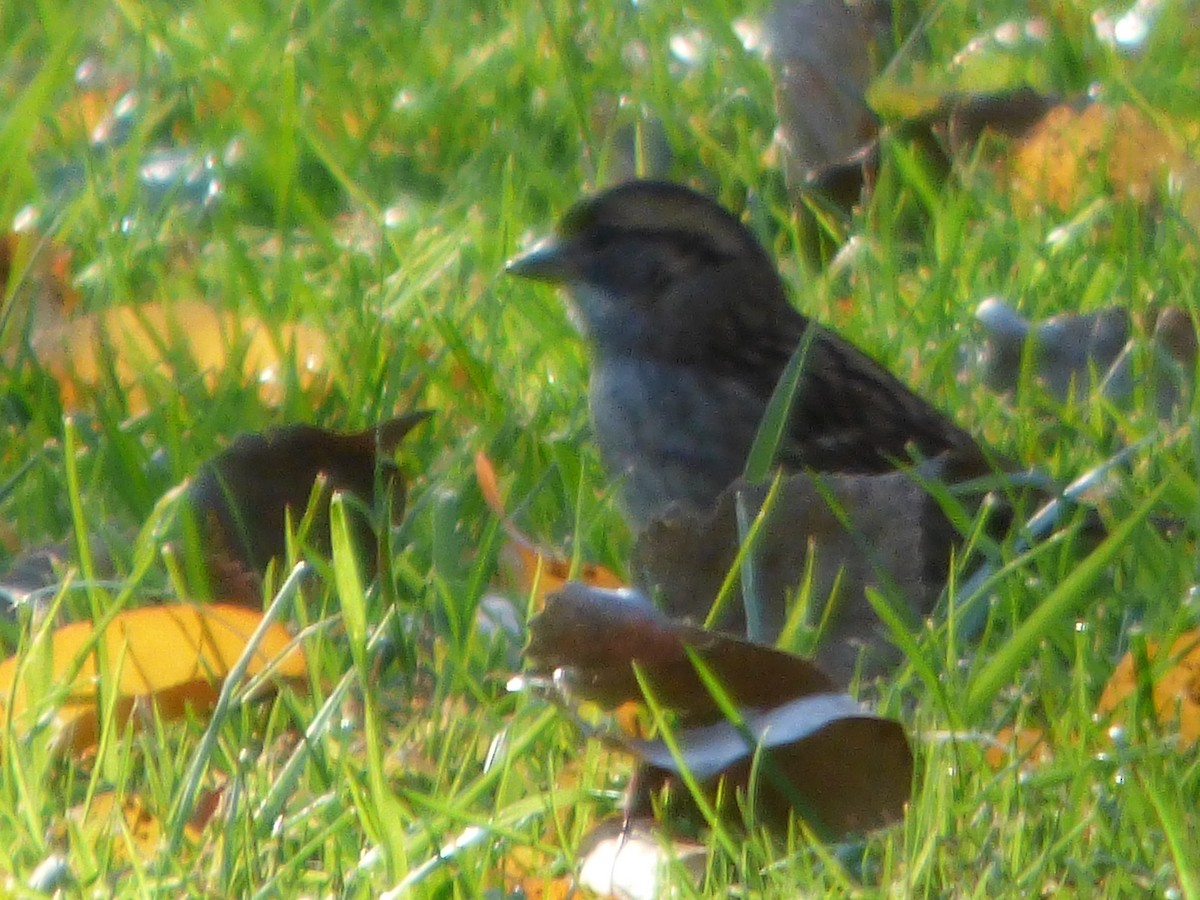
780,326,985,473
692,260,985,475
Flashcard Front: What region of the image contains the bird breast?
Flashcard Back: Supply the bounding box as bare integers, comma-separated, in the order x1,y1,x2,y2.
589,356,766,528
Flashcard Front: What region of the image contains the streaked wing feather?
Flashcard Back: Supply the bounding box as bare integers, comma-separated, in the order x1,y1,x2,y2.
693,263,981,474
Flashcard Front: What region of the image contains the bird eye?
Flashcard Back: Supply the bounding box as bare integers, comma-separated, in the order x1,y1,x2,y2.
587,224,620,250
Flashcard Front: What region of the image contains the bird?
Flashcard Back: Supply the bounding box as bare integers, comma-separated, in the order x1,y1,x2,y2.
506,179,993,531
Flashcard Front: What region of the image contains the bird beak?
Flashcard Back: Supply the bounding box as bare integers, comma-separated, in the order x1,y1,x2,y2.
505,236,573,284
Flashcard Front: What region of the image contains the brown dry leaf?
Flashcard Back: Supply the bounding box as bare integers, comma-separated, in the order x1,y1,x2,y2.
805,87,1058,212
0,521,19,555
500,845,574,900
526,583,913,837
70,791,165,861
474,450,507,520
970,299,1196,417
475,452,625,609
633,466,964,686
526,584,836,714
0,602,308,753
1097,630,1200,748
1009,102,1191,215
24,300,329,412
69,782,222,862
182,412,430,602
984,726,1052,771
763,0,882,191
0,231,80,324
499,543,626,611
185,778,227,837
0,535,116,617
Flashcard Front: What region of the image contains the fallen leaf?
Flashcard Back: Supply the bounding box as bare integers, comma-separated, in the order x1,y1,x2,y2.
500,844,574,900
1009,102,1192,215
0,602,307,753
474,450,507,520
575,816,707,900
499,543,626,611
181,412,430,602
969,298,1196,416
0,231,80,325
0,535,116,618
70,792,163,861
475,451,624,609
763,0,882,193
68,781,224,862
1097,630,1200,748
805,87,1059,212
984,726,1052,771
0,521,18,555
632,465,969,685
525,583,913,837
23,300,330,411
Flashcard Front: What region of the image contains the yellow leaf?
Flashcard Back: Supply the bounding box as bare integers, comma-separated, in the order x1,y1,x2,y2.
71,791,164,861
475,451,626,609
1009,103,1189,214
0,603,307,753
28,301,328,411
984,726,1052,771
499,542,626,611
69,783,222,862
1098,630,1200,749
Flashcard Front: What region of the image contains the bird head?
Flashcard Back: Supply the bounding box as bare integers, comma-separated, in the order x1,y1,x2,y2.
506,180,778,356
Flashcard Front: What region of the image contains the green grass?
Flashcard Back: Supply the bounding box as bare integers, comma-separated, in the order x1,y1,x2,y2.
1,0,1199,895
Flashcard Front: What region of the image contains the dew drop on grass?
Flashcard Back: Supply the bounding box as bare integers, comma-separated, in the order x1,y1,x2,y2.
12,205,38,232
224,137,247,166
733,18,762,53
1184,585,1200,609
483,729,508,773
383,204,409,229
75,56,100,86
392,88,418,111
669,29,707,66
27,854,70,893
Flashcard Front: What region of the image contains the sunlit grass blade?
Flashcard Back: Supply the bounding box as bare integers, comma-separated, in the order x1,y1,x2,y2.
330,494,410,881
164,561,309,855
743,325,816,483
964,480,1168,721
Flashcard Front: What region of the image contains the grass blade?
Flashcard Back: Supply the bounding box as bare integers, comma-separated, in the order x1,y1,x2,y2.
964,480,1168,720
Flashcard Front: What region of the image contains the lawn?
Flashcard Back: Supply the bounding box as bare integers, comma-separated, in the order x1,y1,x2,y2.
0,0,1198,895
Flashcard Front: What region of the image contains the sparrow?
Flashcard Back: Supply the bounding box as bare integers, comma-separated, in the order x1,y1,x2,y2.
506,179,991,530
